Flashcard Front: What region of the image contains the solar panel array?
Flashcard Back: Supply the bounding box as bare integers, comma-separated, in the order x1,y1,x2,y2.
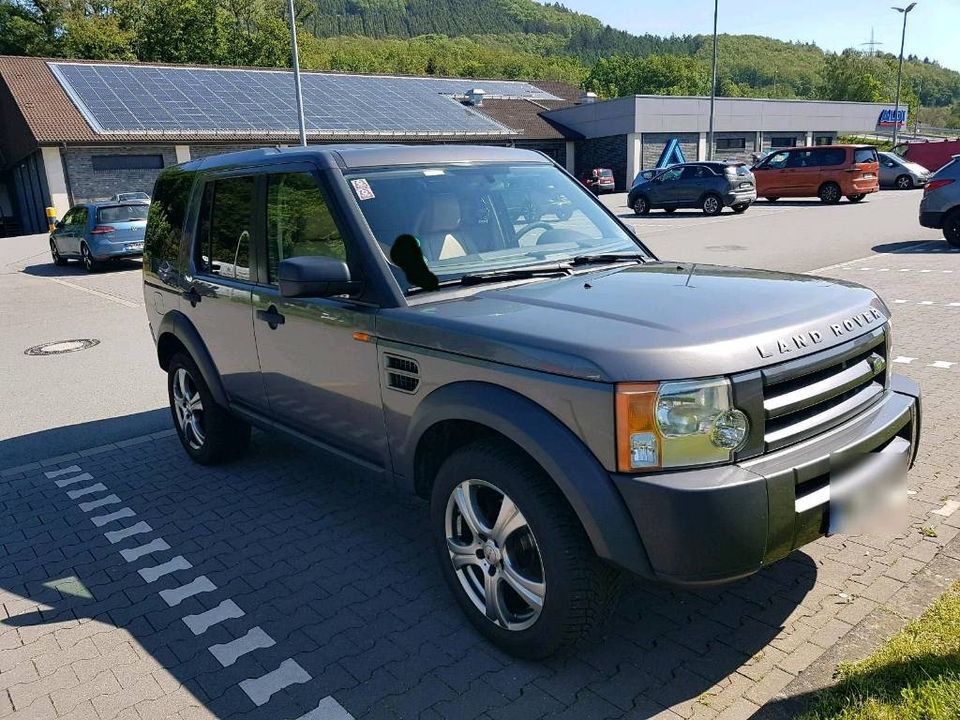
49,63,560,136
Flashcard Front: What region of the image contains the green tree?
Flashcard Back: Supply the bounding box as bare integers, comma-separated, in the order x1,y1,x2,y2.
585,54,708,98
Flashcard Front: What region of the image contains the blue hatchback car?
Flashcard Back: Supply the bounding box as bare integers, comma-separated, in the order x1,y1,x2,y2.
50,201,148,271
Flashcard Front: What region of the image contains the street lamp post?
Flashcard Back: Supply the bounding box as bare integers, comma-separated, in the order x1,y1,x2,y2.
707,0,719,161
288,0,307,147
891,3,917,148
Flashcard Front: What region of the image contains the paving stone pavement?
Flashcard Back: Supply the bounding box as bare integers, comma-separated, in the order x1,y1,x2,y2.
1,242,958,720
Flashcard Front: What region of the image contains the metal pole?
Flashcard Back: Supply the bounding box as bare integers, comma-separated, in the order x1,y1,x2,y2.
288,0,307,147
891,6,912,148
707,0,718,161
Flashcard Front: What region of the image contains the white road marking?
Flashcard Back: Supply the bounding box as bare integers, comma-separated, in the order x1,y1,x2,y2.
104,521,153,544
919,301,935,305
932,500,960,517
209,627,275,667
45,276,142,308
894,299,907,303
91,507,136,527
159,575,217,607
182,599,245,635
920,269,932,273
899,268,912,272
45,465,82,479
138,555,192,583
950,303,960,307
877,268,890,272
78,494,121,512
120,538,171,562
239,659,311,707
893,356,917,364
66,482,108,500
929,361,956,369
54,472,94,488
295,697,355,720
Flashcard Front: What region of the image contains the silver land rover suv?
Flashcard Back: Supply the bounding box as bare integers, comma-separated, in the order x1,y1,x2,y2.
143,145,920,658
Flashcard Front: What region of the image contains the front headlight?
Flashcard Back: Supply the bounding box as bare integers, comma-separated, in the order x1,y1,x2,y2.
616,377,749,472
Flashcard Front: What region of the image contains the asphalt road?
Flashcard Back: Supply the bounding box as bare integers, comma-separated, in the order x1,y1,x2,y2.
0,188,945,466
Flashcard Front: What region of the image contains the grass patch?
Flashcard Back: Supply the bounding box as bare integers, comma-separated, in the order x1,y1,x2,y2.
800,582,960,720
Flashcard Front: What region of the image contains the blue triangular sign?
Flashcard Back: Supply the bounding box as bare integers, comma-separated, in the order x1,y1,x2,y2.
656,138,687,168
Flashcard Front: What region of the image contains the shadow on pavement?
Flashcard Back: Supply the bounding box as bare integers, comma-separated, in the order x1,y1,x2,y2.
0,408,169,468
872,240,954,254
0,431,817,719
20,258,142,277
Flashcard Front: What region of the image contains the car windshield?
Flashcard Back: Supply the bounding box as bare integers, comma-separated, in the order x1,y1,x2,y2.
348,163,645,292
97,204,148,222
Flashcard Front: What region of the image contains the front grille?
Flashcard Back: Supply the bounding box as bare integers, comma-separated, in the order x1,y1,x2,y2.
761,327,888,451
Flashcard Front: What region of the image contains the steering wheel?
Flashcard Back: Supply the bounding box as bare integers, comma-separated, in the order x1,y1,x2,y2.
516,221,555,240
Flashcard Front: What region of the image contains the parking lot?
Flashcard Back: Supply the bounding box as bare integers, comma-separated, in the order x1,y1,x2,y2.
2,189,959,720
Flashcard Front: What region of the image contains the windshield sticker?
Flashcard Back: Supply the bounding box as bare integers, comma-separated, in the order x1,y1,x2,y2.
351,178,375,201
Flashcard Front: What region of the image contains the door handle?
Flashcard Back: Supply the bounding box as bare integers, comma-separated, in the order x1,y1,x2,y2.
182,286,201,306
256,305,285,329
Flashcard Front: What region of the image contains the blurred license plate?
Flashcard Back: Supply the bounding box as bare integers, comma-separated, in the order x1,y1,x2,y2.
862,173,876,179
739,182,753,189
127,243,143,251
828,437,909,534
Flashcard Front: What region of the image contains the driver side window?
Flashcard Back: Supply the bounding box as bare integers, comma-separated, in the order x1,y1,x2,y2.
660,168,683,182
764,152,790,169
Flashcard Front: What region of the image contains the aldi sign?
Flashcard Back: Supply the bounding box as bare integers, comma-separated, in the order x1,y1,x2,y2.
877,108,907,129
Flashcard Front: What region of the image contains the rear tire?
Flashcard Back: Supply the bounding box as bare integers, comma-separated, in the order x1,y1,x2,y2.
631,195,650,216
895,174,913,190
664,207,677,214
944,209,960,248
732,204,749,214
818,182,842,204
430,439,621,659
702,193,723,216
80,243,100,272
765,197,779,203
847,194,865,203
167,352,250,465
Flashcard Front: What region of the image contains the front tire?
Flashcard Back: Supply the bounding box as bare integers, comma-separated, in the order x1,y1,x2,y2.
167,353,250,465
631,195,650,216
944,209,960,248
766,197,779,203
847,194,866,203
50,240,67,266
819,182,842,204
702,193,723,216
895,174,913,190
431,440,621,659
664,207,677,214
732,204,749,214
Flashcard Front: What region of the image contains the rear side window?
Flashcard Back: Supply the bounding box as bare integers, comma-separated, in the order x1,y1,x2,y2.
815,148,846,167
98,205,148,223
855,148,878,164
681,166,713,179
145,168,195,268
266,172,346,284
196,176,255,281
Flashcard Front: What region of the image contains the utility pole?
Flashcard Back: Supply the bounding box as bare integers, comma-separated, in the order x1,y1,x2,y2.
288,0,307,147
891,3,917,148
707,0,718,161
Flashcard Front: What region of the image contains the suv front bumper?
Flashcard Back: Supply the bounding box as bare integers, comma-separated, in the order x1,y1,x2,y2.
611,374,920,587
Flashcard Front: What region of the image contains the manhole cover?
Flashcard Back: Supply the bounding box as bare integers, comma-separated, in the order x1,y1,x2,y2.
24,339,100,356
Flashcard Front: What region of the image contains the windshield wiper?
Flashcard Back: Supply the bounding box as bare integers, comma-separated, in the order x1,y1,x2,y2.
460,263,573,286
570,252,647,266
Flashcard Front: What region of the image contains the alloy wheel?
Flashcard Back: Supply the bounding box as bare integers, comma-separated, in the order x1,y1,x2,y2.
172,367,205,450
633,197,647,214
445,479,546,631
50,241,60,263
81,245,93,271
703,196,720,214
821,184,840,203
896,175,912,190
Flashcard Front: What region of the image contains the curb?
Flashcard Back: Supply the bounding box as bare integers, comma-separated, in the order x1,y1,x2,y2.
0,428,177,477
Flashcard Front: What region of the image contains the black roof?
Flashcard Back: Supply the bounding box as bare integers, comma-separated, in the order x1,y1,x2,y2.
182,144,555,172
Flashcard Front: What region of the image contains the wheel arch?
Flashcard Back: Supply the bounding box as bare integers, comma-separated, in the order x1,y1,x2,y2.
156,311,228,406
402,381,654,578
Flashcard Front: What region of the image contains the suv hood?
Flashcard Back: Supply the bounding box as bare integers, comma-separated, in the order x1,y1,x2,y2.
380,262,888,382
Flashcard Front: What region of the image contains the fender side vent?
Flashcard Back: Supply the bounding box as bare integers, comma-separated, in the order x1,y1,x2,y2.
385,354,420,393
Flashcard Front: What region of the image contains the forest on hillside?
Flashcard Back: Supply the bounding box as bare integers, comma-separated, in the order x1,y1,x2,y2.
3,0,960,126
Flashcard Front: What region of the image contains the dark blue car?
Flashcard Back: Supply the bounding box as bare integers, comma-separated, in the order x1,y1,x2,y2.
50,201,148,271
628,162,757,216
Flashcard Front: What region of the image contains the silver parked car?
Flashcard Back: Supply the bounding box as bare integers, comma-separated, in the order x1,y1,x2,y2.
919,154,960,247
878,151,929,190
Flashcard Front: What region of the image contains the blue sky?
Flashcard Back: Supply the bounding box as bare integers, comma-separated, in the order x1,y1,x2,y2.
548,1,959,71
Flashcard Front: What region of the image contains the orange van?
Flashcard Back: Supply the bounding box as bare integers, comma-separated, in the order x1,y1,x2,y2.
752,145,880,204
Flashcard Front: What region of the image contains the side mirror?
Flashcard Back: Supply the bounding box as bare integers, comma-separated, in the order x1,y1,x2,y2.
54,220,64,230
278,256,360,298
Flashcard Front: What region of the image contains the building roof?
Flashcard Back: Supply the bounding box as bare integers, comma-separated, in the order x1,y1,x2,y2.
0,55,579,164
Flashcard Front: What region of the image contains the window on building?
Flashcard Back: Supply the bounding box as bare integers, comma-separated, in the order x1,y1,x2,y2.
715,137,746,150
266,172,346,284
196,176,255,281
769,137,797,149
814,135,834,146
91,155,165,171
